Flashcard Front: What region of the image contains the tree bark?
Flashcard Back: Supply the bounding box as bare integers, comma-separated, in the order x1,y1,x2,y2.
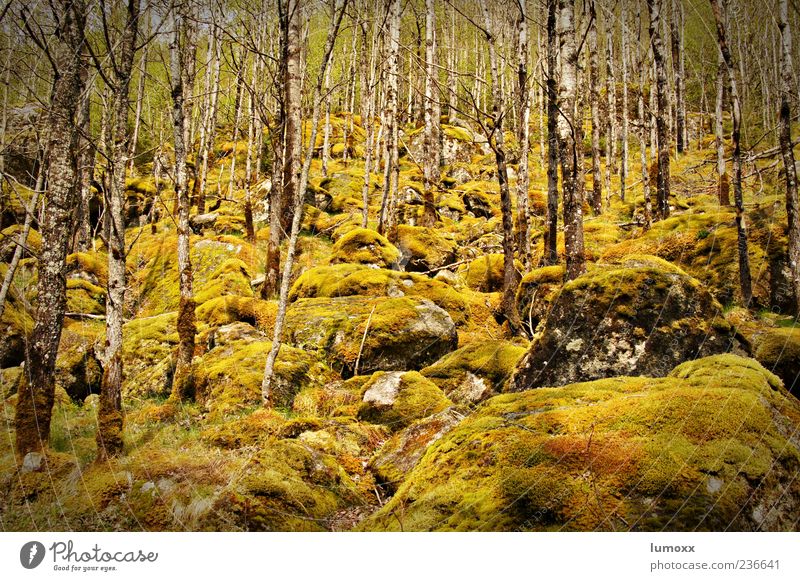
378,0,401,241
262,0,348,405
479,0,522,332
556,0,585,281
544,0,559,265
779,0,799,313
604,21,617,203
97,0,140,460
588,0,602,215
514,0,532,266
647,0,671,220
620,2,629,202
421,0,441,228
715,51,730,205
710,0,752,305
15,0,88,458
168,3,197,403
670,0,686,153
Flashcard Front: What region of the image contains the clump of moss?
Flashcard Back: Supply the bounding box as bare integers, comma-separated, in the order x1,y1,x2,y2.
748,328,800,395
421,340,526,397
67,252,109,287
458,254,506,292
515,265,564,335
396,225,457,272
195,295,277,329
288,264,468,324
357,371,452,431
66,278,106,315
330,227,400,267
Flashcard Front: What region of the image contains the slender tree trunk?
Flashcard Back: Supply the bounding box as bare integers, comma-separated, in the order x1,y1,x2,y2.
544,0,559,265
128,40,147,174
556,0,585,281
75,64,94,252
97,0,140,460
620,2,629,202
197,23,221,213
670,0,686,153
15,0,87,458
710,0,752,305
359,9,377,228
262,0,348,404
378,0,401,240
515,0,532,265
639,62,652,230
604,22,617,204
421,0,440,227
647,0,671,220
168,5,196,403
779,0,800,314
0,188,41,319
281,0,303,236
715,51,730,205
588,0,602,215
478,0,522,332
321,58,332,178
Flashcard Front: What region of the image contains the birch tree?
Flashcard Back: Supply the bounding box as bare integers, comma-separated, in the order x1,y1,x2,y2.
556,0,585,280
421,0,441,227
646,0,671,220
710,0,752,304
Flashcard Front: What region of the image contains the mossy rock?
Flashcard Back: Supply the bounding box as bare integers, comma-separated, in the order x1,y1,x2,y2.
289,264,468,325
55,341,103,403
462,190,494,219
196,295,277,329
66,252,109,287
370,407,463,492
515,265,565,336
122,312,179,398
361,355,800,531
0,300,33,368
0,224,41,262
195,335,333,418
600,204,788,309
212,438,370,531
66,278,106,315
510,255,738,391
396,225,457,272
284,296,458,376
749,327,800,395
421,340,527,404
458,254,510,293
330,227,400,267
357,371,452,431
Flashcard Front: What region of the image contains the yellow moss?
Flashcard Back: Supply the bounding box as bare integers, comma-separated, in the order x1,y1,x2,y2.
357,371,452,430
195,295,277,329
330,227,400,267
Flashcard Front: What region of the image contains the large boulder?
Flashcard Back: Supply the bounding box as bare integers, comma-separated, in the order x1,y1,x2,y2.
510,256,738,391
357,371,452,430
362,355,800,531
284,296,459,376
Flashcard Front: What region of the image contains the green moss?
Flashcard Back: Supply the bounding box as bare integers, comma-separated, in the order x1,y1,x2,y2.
67,252,109,286
0,224,42,254
330,227,400,267
357,371,452,430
